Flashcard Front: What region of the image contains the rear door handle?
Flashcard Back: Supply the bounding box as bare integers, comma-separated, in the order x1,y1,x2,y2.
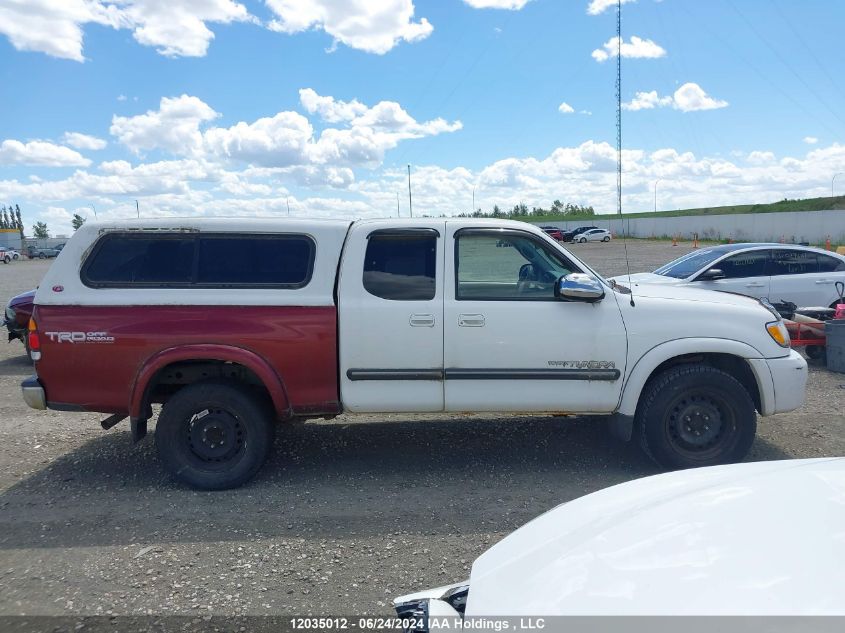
746,282,766,288
410,313,435,327
815,279,833,284
458,314,485,327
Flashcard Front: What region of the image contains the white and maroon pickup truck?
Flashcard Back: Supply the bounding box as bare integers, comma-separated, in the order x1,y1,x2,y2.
21,218,807,489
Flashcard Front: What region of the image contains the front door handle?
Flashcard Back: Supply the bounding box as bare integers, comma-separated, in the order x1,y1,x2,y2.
410,313,435,327
745,282,766,288
815,279,833,284
458,314,485,327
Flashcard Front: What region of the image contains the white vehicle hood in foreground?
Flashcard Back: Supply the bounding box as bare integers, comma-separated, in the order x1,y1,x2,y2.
465,458,845,615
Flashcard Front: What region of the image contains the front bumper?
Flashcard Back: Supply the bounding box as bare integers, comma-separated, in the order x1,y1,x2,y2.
768,349,808,414
21,375,46,410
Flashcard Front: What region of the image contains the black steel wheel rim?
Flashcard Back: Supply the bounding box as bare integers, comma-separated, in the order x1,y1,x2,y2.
184,407,247,469
664,389,736,460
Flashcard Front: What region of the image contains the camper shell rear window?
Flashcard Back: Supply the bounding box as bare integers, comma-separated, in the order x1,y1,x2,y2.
81,232,315,289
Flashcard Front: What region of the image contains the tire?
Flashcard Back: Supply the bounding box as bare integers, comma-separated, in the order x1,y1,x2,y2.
805,345,826,361
2,256,9,264
579,237,587,243
155,380,275,490
38,253,46,259
602,236,610,242
636,364,756,470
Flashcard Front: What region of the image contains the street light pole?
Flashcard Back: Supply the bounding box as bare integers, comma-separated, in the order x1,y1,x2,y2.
833,173,844,198
472,187,475,214
653,179,661,213
407,164,413,218
397,192,400,218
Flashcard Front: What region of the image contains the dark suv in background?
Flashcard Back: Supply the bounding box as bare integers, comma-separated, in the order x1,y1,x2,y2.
26,245,61,259
562,226,598,242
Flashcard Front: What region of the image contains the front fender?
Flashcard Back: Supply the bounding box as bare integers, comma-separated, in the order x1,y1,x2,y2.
129,344,292,420
617,337,773,417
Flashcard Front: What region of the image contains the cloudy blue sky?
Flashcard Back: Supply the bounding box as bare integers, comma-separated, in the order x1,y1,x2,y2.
0,0,843,235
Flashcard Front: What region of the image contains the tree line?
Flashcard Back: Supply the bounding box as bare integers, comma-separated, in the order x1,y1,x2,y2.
456,200,596,219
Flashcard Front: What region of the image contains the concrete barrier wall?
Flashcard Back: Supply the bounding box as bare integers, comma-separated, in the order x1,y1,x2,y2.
537,209,845,244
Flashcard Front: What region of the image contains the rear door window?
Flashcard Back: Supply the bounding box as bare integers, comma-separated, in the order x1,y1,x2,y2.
817,253,845,273
363,230,438,300
769,249,819,276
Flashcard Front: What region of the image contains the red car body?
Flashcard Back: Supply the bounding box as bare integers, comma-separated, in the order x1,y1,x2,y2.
5,288,35,344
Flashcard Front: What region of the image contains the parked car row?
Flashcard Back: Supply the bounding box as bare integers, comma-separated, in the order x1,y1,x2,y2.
540,225,610,243
0,244,65,262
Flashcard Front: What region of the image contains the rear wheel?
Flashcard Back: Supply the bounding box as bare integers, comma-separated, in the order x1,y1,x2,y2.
579,237,587,243
38,253,46,259
155,380,275,490
636,365,756,470
602,236,610,242
2,255,9,264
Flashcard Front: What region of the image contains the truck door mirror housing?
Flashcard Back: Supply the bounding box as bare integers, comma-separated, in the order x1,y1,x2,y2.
697,268,725,281
556,273,605,302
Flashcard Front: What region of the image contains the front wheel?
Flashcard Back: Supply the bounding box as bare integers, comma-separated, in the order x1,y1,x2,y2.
155,380,275,490
579,237,587,243
602,236,610,242
38,253,46,259
636,365,756,470
2,256,9,264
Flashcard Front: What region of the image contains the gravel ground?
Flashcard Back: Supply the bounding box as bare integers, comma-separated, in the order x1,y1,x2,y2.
1,241,843,618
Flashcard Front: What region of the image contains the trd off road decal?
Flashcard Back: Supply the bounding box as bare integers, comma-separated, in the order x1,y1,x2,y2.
548,360,616,369
44,331,115,343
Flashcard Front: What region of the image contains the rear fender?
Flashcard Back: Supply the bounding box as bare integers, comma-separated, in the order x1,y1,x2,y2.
130,344,292,420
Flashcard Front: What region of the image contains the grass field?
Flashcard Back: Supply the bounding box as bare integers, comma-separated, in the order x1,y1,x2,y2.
525,194,845,224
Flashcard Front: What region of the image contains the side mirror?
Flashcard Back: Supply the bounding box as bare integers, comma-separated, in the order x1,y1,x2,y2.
697,268,725,281
556,273,605,302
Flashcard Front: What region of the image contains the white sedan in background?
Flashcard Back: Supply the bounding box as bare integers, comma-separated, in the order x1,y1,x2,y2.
574,228,611,243
395,458,845,621
612,243,845,308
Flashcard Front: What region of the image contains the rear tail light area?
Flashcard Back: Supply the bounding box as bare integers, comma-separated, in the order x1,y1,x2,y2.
28,318,41,361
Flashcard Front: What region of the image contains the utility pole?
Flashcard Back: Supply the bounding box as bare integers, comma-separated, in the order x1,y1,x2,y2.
834,173,844,198
407,164,413,218
653,179,661,213
397,192,400,217
135,200,139,218
472,187,475,214
287,198,290,216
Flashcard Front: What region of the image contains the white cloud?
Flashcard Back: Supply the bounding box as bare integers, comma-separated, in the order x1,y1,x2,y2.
747,151,776,165
558,102,575,114
110,95,220,154
0,139,91,167
0,0,250,61
803,136,818,145
62,132,108,150
463,0,531,9
622,90,673,111
108,90,461,171
117,0,251,58
299,88,368,123
117,94,128,102
672,82,728,111
623,83,728,112
592,35,666,62
266,0,432,54
587,0,636,16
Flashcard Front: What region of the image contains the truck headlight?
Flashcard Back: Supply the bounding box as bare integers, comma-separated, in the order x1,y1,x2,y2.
766,321,790,348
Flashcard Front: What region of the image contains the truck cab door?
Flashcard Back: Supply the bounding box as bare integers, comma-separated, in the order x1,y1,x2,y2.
443,227,627,413
338,223,445,412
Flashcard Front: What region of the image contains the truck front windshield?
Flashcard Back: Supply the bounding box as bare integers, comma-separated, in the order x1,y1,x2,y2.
654,249,723,279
